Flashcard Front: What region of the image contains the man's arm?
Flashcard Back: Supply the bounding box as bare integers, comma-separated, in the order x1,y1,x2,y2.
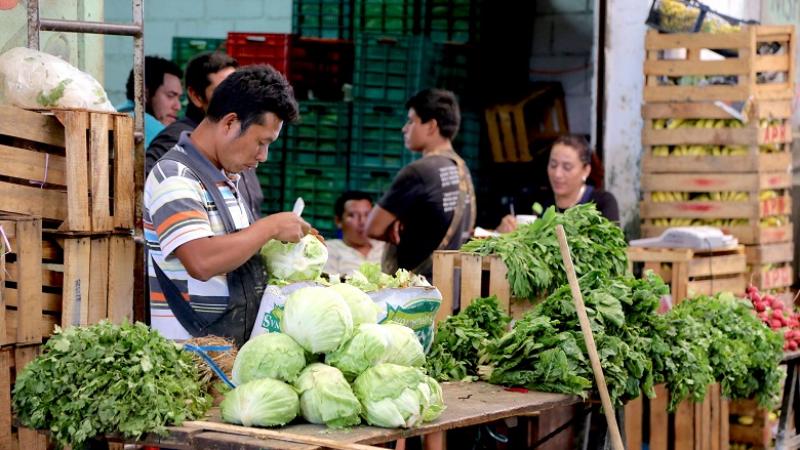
366,206,400,245
174,212,310,281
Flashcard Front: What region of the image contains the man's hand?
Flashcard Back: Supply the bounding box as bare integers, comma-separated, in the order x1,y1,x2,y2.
496,214,518,234
259,212,311,242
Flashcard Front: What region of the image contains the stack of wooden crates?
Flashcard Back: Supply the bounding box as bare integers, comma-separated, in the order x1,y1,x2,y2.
639,25,796,302
0,106,136,449
637,25,796,450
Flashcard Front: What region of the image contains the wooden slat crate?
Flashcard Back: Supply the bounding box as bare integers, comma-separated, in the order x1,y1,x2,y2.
745,242,795,292
641,100,793,174
432,250,539,322
748,263,794,291
0,214,135,345
643,25,795,102
0,107,135,233
728,398,773,449
628,245,747,302
640,223,792,246
625,384,729,450
0,346,48,450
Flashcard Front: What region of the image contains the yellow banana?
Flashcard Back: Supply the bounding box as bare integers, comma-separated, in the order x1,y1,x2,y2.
653,119,666,130
714,119,726,128
667,119,684,129
711,191,723,201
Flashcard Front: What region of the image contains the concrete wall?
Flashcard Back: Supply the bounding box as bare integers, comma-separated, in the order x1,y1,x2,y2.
530,0,594,135
603,0,761,236
103,0,291,106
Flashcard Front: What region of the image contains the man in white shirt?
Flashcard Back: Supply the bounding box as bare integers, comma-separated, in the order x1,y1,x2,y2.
324,191,385,276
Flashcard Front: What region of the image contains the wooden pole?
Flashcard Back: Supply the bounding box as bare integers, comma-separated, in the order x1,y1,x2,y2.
182,420,385,450
554,225,625,450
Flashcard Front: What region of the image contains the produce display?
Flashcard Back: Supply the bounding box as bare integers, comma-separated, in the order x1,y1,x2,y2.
221,378,300,427
326,323,426,380
295,363,362,428
261,234,328,283
650,118,785,157
461,204,628,300
231,332,307,385
12,321,211,449
345,262,431,291
281,286,354,354
745,284,800,351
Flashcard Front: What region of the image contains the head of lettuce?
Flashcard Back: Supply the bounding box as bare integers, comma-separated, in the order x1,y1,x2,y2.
261,234,328,283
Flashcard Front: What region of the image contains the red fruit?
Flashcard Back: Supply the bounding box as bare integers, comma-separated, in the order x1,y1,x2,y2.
790,341,798,351
751,292,762,303
773,309,786,319
746,285,758,295
772,299,785,310
771,319,784,329
754,302,766,312
785,342,792,351
759,311,770,322
763,294,776,303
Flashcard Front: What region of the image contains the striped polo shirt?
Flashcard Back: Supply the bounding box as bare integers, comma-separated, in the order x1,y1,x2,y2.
144,134,251,340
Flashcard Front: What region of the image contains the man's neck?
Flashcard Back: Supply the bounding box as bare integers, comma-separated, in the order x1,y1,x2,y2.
189,123,222,169
345,237,372,257
420,137,453,156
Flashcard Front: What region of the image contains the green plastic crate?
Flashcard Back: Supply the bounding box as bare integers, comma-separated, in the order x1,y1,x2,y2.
353,33,428,102
350,100,417,169
424,42,478,104
283,165,347,237
171,37,226,71
257,162,285,216
355,0,422,35
348,166,398,201
425,0,480,43
454,110,482,171
284,101,351,166
293,0,353,39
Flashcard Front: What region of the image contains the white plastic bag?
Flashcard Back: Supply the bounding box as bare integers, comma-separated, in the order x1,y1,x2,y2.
0,47,115,112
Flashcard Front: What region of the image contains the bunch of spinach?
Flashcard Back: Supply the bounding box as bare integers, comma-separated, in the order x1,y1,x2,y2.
478,271,669,407
13,321,211,449
461,204,627,300
425,296,510,381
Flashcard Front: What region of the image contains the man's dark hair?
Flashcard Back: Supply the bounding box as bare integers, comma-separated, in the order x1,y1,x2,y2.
206,64,299,132
405,88,461,140
334,191,373,219
185,51,239,102
125,56,182,113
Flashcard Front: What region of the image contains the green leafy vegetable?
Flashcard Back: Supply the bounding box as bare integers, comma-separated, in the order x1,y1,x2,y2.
346,263,431,291
281,286,353,354
221,378,299,427
294,363,361,428
461,204,627,300
231,332,307,385
12,321,211,449
261,234,328,283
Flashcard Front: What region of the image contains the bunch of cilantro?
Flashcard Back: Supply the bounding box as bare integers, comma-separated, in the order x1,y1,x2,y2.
461,204,628,300
425,296,511,381
13,321,211,449
656,293,783,410
478,271,669,407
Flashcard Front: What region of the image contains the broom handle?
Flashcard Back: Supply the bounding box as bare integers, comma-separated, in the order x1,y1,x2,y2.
555,225,625,450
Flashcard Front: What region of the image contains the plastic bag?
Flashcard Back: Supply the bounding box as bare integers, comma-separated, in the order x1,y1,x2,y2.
0,47,115,112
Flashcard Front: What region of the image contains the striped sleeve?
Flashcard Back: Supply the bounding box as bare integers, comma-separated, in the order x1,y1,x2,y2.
147,162,214,258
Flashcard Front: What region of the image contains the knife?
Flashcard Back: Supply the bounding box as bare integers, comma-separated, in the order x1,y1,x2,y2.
292,197,305,217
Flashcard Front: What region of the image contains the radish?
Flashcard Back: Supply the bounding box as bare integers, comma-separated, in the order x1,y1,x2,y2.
789,341,798,351
771,319,783,329
772,299,784,310
755,302,767,312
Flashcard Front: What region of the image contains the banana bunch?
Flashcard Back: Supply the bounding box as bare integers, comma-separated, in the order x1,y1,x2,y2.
760,215,789,228
652,145,670,157
651,191,688,202
651,218,694,227
759,190,779,201
760,144,781,154
759,118,783,128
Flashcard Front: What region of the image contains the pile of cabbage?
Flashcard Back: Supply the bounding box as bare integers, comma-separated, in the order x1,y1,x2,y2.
221,284,446,429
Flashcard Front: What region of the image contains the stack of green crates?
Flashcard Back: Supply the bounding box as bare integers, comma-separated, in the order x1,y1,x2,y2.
283,166,348,237
171,37,227,71
425,0,480,43
293,0,353,39
353,33,428,102
354,0,421,35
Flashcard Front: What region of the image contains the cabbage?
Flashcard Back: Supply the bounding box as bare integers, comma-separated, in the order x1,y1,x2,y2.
232,333,307,385
294,363,361,428
326,323,425,380
281,286,353,353
262,234,328,282
352,363,445,428
220,378,299,427
346,263,430,291
328,283,380,326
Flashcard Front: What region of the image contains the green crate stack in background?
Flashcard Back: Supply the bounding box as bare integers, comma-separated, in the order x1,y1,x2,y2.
293,0,353,39
257,162,285,217
353,33,429,103
424,0,481,43
284,101,351,166
283,166,348,237
354,0,422,36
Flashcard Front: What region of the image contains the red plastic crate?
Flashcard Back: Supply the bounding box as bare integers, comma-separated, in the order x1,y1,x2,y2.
226,32,291,75
289,37,354,100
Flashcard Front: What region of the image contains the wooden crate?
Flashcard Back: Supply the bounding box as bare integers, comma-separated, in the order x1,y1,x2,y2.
0,345,48,450
0,214,135,345
641,100,793,174
745,242,795,291
748,263,794,291
641,223,792,246
432,250,537,322
628,245,746,302
0,107,135,233
625,384,729,450
728,398,773,449
643,26,795,102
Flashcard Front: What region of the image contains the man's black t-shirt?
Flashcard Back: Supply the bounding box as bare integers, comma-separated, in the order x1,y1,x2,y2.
379,154,474,278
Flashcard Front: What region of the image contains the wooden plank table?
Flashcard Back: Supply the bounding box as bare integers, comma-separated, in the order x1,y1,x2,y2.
115,382,580,449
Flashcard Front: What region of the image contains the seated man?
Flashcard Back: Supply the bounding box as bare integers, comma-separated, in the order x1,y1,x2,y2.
324,191,385,276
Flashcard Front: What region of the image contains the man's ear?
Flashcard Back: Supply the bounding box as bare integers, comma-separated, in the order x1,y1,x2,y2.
334,216,343,229
187,86,205,109
426,118,439,136
220,112,239,136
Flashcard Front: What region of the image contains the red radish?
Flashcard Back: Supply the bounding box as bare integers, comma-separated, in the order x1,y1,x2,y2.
755,302,767,312
771,319,784,329
751,293,762,303
773,309,785,319
746,285,757,295
790,341,798,351
759,311,770,321
772,299,784,310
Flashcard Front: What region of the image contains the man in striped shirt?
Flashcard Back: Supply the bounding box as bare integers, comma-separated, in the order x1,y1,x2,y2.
145,65,308,344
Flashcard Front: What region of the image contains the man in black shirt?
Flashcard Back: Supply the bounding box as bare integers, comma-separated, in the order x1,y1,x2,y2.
146,52,264,218
366,89,475,280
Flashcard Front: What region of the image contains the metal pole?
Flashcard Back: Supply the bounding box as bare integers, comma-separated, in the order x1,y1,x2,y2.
38,19,142,36
26,0,40,50
132,0,144,142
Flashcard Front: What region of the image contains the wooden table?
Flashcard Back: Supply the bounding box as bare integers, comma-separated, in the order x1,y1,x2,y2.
776,350,800,450
116,382,580,449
